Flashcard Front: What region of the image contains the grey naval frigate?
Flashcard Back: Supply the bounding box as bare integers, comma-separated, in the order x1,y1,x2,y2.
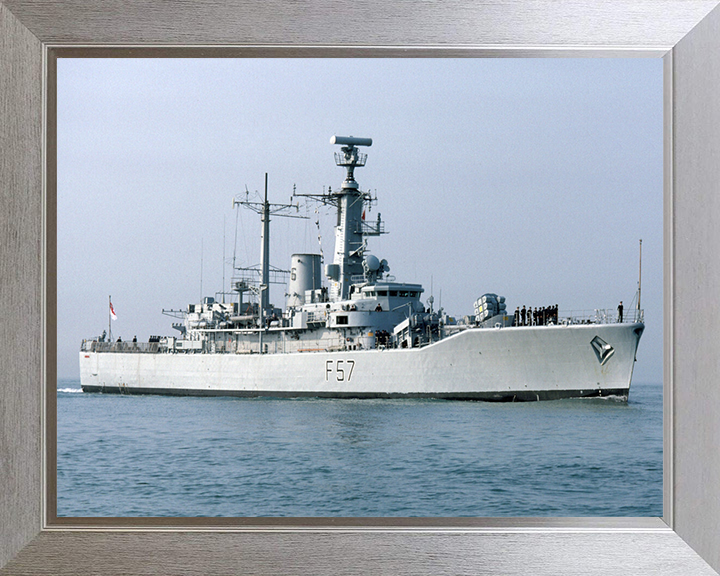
80,136,644,401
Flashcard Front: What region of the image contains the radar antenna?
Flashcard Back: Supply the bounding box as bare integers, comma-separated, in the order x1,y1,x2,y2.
330,135,372,188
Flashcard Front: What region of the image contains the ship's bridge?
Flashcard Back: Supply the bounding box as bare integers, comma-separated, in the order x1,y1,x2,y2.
354,282,425,309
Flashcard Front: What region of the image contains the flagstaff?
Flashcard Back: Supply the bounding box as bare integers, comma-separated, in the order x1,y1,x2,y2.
638,239,642,316
108,296,117,342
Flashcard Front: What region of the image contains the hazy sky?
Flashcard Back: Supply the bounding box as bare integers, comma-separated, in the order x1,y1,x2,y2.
57,58,663,383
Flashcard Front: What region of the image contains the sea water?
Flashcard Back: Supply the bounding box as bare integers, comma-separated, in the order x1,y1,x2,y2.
57,379,662,517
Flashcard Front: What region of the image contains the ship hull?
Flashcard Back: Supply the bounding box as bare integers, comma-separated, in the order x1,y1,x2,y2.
79,323,643,401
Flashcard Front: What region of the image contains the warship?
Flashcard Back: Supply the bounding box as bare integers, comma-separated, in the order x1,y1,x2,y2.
80,136,644,401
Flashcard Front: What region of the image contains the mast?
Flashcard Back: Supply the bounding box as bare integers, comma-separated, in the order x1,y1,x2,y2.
331,136,372,300
291,136,385,301
233,173,305,352
260,173,270,319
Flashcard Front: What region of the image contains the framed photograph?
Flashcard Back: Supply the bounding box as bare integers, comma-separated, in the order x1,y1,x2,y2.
2,1,720,574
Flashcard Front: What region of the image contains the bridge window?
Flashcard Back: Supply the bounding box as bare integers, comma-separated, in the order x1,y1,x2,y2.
336,315,348,325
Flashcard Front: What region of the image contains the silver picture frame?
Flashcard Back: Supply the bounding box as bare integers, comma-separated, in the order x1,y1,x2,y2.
2,1,720,574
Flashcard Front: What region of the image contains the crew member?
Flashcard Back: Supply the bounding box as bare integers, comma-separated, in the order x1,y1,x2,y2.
618,301,624,323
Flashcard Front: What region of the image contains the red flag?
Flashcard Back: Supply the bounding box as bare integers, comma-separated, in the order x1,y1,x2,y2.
110,301,117,321
362,210,366,221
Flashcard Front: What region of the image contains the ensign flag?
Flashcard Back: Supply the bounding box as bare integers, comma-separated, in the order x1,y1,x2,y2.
110,301,117,321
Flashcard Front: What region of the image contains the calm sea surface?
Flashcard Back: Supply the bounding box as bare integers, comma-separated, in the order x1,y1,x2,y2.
57,379,662,517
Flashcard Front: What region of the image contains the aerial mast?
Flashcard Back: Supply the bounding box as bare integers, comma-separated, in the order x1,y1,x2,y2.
331,136,383,300
331,136,373,300
233,174,305,350
260,173,270,317
291,136,385,301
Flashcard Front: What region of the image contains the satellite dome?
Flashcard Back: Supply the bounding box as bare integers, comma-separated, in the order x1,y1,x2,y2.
365,254,380,272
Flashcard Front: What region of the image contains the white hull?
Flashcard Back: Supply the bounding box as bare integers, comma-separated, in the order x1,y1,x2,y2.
80,322,643,401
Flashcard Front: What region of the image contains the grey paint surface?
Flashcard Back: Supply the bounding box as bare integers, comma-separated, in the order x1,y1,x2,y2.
2,0,720,574
2,0,717,45
672,4,720,570
3,531,719,576
0,2,42,569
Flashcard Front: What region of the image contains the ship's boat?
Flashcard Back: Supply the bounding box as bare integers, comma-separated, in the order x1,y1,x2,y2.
80,136,644,401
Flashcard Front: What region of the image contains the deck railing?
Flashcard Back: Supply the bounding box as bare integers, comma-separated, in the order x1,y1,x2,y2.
81,334,352,354
510,308,644,327
82,341,166,353
560,308,643,325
